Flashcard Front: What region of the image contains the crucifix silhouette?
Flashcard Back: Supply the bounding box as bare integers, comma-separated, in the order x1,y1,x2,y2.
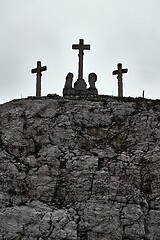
31,61,47,98
72,39,90,90
112,63,128,97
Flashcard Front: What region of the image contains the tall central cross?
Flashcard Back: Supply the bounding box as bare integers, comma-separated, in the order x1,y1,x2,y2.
31,61,47,98
72,39,90,80
112,63,128,97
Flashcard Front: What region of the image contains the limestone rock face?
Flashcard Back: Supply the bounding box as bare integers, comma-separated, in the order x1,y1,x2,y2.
0,97,160,239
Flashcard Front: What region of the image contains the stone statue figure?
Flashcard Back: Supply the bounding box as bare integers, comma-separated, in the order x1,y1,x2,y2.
87,72,98,95
63,72,75,96
74,78,87,90
88,73,97,89
65,72,74,89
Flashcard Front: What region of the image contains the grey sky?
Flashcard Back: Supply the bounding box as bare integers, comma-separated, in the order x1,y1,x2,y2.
0,0,160,103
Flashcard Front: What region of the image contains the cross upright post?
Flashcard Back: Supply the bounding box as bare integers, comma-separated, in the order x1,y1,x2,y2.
31,61,47,98
72,39,90,81
112,63,128,97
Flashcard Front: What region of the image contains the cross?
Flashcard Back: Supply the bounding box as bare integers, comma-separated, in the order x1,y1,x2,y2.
31,61,47,98
112,63,128,97
72,39,90,80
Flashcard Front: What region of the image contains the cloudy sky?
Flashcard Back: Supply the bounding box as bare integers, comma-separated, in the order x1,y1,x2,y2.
0,0,160,103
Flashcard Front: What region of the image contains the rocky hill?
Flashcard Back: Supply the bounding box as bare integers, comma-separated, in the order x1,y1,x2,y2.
0,96,160,240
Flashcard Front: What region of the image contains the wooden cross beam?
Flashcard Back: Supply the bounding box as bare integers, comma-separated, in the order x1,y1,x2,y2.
112,63,128,97
72,39,90,80
31,61,47,98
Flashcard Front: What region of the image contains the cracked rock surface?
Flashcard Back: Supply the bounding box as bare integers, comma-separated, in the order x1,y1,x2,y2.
0,97,160,239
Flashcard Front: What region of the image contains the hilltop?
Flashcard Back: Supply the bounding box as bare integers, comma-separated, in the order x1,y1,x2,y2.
0,96,160,239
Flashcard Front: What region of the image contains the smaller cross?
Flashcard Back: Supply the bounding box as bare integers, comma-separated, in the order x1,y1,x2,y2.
112,63,128,97
31,61,47,98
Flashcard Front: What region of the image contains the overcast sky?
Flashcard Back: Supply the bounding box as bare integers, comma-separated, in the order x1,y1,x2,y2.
0,0,160,103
